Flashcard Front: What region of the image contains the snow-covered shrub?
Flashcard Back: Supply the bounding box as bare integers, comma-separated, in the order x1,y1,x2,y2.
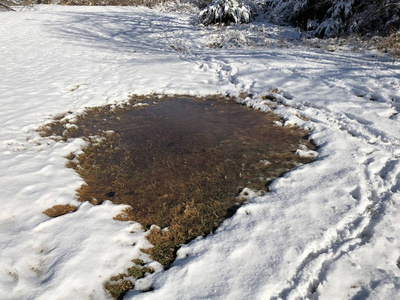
264,0,400,38
262,0,298,24
198,0,252,26
292,0,335,30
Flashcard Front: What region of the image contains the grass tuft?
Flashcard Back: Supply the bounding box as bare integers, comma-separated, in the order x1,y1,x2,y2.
43,204,77,218
127,265,154,279
378,31,400,59
104,279,134,300
104,263,154,298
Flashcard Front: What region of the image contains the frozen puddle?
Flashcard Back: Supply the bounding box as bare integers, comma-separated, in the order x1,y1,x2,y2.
40,95,316,296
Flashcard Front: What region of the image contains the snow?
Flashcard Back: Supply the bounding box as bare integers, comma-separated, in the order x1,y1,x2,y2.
1,5,400,300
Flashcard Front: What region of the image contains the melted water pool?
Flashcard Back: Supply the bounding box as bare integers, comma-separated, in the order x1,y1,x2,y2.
42,95,315,265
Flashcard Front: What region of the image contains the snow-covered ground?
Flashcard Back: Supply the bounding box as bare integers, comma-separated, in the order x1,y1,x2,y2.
1,5,399,300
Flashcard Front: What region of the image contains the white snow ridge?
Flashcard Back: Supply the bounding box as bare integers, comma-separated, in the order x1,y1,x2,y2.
1,4,400,300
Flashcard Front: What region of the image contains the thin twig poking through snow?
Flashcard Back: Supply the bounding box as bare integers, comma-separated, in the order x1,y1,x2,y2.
0,1,15,10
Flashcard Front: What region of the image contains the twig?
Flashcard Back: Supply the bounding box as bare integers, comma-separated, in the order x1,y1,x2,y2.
0,1,16,11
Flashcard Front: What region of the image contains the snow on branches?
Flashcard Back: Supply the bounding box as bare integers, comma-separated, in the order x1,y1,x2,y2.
264,0,400,37
198,0,252,26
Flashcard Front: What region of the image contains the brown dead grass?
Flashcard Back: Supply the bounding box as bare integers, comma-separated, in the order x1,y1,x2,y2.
378,32,400,58
39,94,316,297
43,204,77,218
141,199,230,265
104,279,134,299
104,259,154,299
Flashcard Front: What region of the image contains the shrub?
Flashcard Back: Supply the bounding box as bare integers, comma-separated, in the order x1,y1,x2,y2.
198,0,252,25
264,0,400,38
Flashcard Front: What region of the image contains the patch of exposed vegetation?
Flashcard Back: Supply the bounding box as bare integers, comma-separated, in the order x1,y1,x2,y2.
104,259,154,299
43,204,77,218
104,279,134,299
378,31,400,58
39,94,316,296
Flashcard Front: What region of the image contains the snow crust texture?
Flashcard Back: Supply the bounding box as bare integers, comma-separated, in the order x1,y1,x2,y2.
0,5,400,300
